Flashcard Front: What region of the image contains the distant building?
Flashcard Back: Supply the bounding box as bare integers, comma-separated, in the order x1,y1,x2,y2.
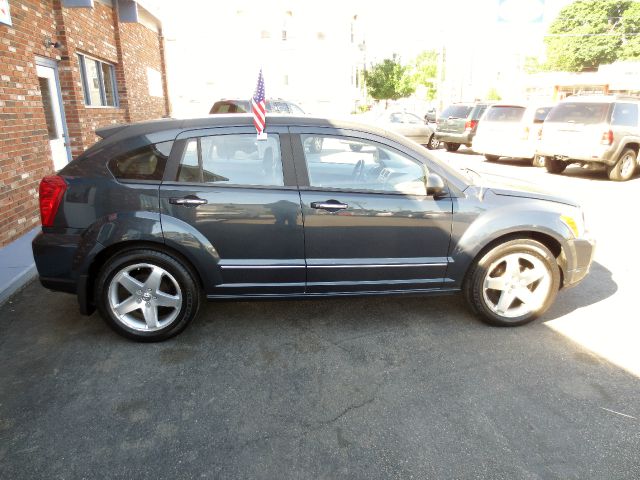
525,62,640,101
162,4,365,117
0,0,169,247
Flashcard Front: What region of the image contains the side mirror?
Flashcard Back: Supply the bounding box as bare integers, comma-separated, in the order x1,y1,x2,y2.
426,173,446,197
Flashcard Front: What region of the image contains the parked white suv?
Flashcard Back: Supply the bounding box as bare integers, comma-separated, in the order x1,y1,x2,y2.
537,95,640,181
472,103,554,164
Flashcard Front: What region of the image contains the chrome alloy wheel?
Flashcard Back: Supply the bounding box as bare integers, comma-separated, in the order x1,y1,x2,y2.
107,263,182,332
482,252,551,319
620,152,635,178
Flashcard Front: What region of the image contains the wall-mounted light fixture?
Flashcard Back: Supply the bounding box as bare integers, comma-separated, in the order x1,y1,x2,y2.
44,37,62,49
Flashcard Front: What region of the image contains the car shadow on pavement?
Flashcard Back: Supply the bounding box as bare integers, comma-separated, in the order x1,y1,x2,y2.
561,165,640,182
542,261,616,321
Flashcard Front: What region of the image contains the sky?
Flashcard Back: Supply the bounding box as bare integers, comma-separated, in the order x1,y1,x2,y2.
144,0,575,115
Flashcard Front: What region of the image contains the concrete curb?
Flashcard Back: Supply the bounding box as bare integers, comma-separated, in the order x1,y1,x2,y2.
0,228,39,307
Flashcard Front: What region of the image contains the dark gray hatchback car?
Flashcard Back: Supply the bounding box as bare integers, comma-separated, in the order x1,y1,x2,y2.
33,115,595,341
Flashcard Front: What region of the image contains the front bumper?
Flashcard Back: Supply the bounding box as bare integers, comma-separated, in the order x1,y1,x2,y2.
562,236,596,288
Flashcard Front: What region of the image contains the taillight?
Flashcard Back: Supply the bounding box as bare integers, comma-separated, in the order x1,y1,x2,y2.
522,126,530,140
537,127,543,141
601,129,613,145
39,175,66,227
464,119,478,131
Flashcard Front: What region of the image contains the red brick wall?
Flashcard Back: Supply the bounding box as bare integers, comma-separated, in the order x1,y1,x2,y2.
0,0,59,246
118,21,169,122
0,1,169,248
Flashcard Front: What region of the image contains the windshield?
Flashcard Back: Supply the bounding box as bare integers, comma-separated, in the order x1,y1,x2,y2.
484,106,526,122
545,102,610,124
440,105,472,119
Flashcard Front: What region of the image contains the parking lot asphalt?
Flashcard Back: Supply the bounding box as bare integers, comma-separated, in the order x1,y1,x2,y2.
1,148,639,479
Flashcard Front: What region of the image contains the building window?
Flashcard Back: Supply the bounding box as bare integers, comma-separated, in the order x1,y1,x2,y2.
78,53,118,107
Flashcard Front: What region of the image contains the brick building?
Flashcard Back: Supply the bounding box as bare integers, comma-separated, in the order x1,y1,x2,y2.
0,0,169,248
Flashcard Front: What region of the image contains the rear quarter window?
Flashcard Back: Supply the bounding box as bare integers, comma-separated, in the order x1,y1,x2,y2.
546,103,610,125
109,141,173,181
484,106,525,122
611,103,638,127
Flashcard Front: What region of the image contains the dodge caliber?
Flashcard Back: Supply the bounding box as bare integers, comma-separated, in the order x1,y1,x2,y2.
32,115,595,341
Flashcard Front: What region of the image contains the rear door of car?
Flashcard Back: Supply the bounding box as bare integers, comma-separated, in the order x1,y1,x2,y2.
159,126,305,296
289,126,453,294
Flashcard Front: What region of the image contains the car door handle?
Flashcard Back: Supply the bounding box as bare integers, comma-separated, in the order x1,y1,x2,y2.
169,195,208,207
310,201,348,211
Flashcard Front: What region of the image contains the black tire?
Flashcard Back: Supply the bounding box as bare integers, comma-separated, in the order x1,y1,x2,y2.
349,144,363,152
95,248,201,342
545,158,568,174
464,239,560,327
445,143,460,152
607,148,637,181
484,154,500,162
426,135,440,150
532,155,546,167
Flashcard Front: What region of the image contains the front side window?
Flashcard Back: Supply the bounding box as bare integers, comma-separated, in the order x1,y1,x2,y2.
78,54,118,107
611,103,638,127
176,134,284,187
301,135,427,195
109,141,172,181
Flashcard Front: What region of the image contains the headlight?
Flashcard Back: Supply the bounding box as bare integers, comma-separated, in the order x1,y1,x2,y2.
560,208,586,238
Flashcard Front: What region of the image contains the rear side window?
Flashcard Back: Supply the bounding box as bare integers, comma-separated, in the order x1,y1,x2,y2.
611,103,638,127
176,134,283,187
484,106,525,122
533,107,553,124
546,103,610,125
441,105,472,119
109,141,172,181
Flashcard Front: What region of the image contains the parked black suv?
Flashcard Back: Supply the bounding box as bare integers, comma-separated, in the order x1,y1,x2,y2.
33,116,595,341
435,102,492,152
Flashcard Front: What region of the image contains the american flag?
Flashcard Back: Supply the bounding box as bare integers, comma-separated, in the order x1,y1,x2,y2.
252,69,266,136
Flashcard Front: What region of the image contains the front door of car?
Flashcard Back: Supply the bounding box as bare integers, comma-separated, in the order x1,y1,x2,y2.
290,128,453,294
159,126,305,296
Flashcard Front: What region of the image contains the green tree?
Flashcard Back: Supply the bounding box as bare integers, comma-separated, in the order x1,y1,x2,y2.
544,0,632,71
409,50,439,100
364,57,415,108
486,88,502,101
620,2,640,59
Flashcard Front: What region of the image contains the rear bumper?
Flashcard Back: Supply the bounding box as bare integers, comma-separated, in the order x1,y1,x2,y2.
435,131,473,145
536,142,615,165
562,236,596,288
32,231,96,315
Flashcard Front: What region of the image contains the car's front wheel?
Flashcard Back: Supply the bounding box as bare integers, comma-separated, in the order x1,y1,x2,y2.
95,249,201,342
607,148,636,181
545,158,568,174
427,135,440,150
464,239,560,327
445,142,460,152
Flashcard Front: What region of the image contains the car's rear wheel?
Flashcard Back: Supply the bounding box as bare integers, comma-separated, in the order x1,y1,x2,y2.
464,239,560,327
427,135,440,150
445,142,460,152
607,148,636,181
95,249,201,342
545,158,568,174
484,154,500,162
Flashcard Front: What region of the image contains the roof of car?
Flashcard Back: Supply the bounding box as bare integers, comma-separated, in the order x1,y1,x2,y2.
94,114,413,149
